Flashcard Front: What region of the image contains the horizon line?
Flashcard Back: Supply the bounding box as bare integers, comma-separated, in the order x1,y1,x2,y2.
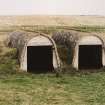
0,14,104,16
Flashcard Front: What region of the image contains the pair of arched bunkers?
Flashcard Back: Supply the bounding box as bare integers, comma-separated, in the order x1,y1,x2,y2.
8,31,105,73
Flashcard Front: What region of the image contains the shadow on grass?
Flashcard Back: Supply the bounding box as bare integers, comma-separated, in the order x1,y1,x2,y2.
60,64,105,76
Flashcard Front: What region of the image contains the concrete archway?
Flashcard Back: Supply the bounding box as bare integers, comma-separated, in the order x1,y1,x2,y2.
72,35,105,70
20,34,61,73
7,31,61,73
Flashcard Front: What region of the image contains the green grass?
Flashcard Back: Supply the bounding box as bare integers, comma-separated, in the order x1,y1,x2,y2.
1,70,105,105
0,48,105,105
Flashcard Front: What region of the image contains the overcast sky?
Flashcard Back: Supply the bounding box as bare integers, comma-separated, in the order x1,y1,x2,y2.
0,0,104,15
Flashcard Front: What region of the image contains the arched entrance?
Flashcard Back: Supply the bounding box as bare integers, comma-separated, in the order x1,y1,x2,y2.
72,35,105,70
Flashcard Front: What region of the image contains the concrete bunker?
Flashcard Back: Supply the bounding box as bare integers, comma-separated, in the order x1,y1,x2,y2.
52,31,105,70
7,31,60,73
73,35,105,70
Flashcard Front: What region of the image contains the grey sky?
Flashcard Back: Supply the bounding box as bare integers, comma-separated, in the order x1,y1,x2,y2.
0,0,104,15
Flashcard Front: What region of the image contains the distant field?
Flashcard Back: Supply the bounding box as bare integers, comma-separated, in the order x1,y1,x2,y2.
0,15,105,34
0,15,105,26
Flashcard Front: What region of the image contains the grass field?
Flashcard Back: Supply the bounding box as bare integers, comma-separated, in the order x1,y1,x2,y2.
0,15,105,105
0,48,105,105
1,71,105,105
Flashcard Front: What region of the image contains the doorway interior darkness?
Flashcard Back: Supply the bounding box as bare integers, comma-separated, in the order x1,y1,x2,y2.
79,45,102,69
27,46,53,73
